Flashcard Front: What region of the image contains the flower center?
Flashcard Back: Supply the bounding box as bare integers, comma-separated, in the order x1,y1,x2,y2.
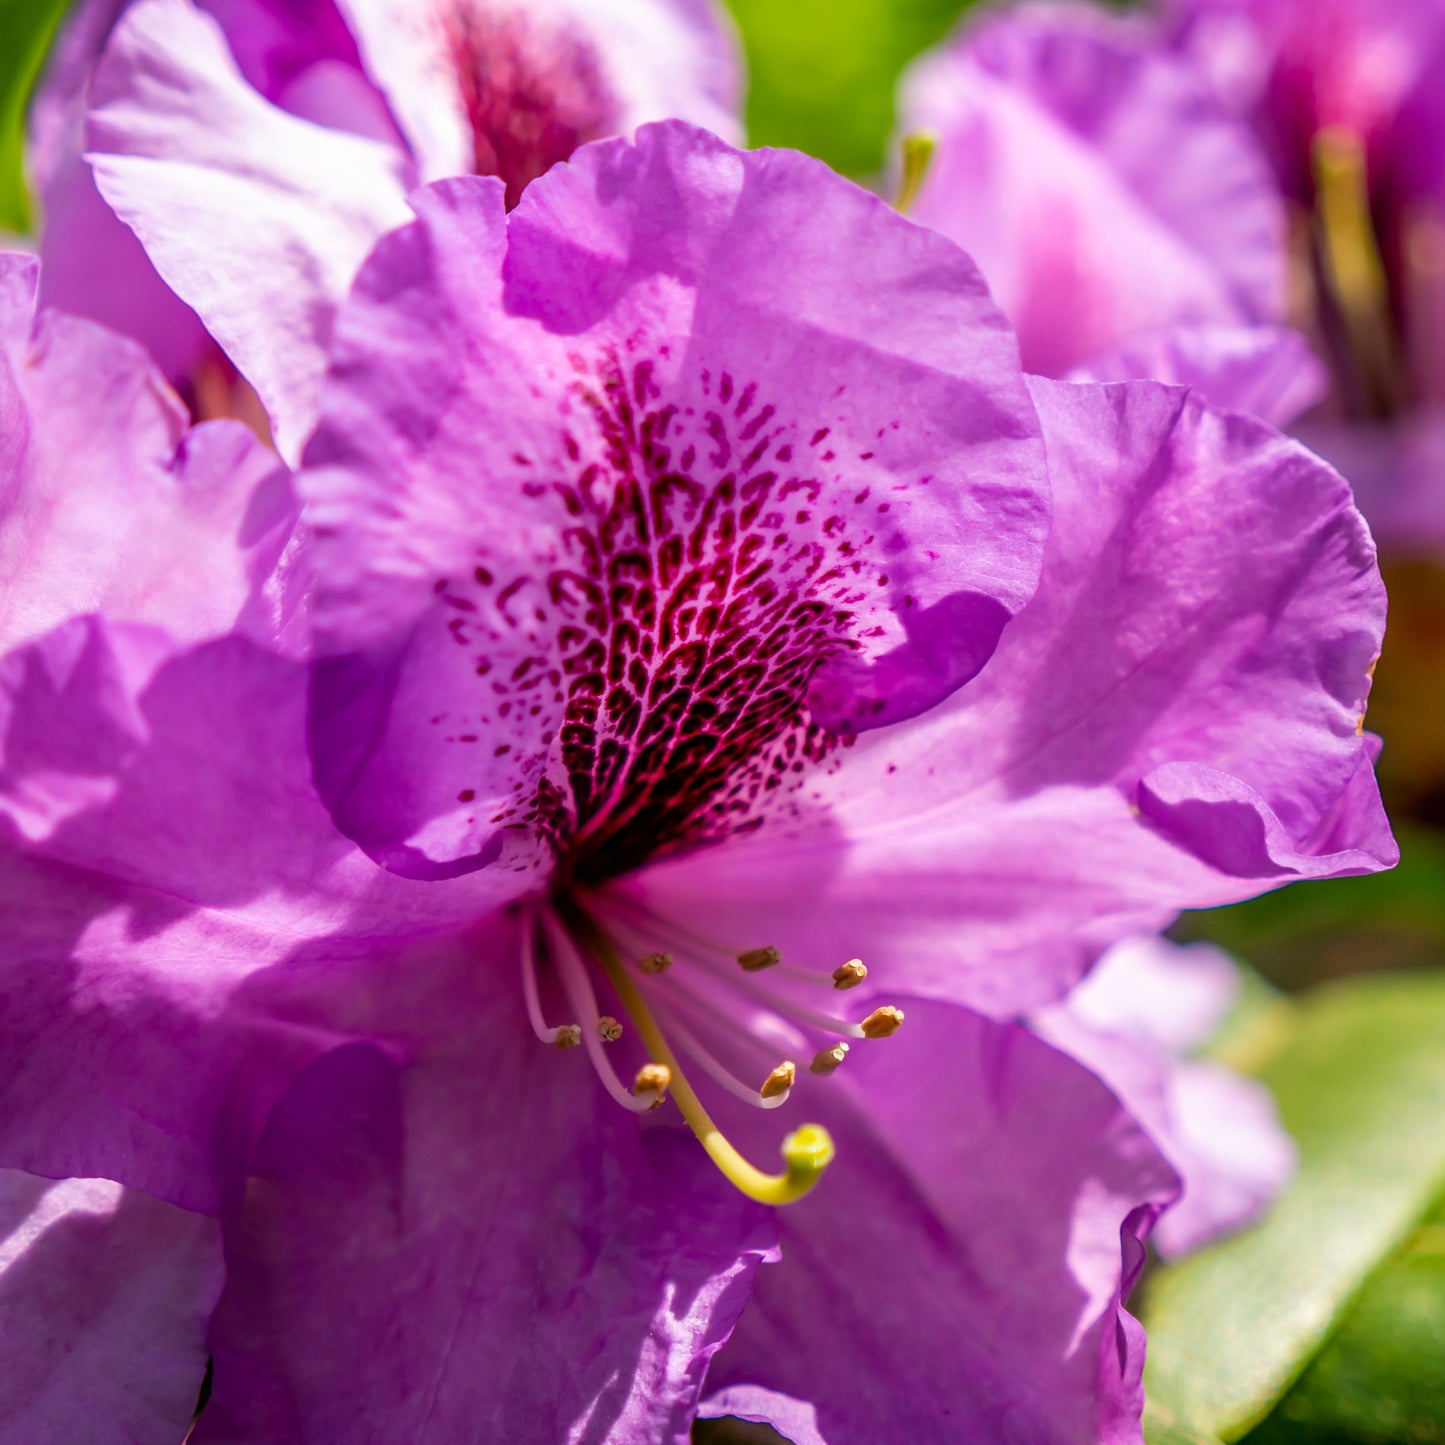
437,352,905,881
516,890,906,1204
447,4,618,209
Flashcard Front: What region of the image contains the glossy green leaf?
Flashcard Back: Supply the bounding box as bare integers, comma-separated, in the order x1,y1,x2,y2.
1145,1401,1228,1445
1244,1191,1445,1445
1141,972,1445,1440
723,0,969,177
0,0,69,233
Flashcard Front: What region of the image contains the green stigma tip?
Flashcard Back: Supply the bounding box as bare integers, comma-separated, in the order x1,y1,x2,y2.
783,1124,836,1179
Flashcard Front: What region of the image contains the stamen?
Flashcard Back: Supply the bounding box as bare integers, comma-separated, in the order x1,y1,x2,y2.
633,1062,672,1107
704,963,871,1040
760,1062,796,1100
654,1005,794,1111
597,1015,623,1042
519,907,581,1048
894,130,937,215
601,890,843,994
560,899,835,1205
810,1042,850,1075
832,959,867,990
738,946,782,972
860,1005,905,1039
638,950,673,975
540,911,655,1114
1312,125,1402,414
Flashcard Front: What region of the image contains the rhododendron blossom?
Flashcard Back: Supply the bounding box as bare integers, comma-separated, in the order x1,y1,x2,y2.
0,120,1395,1443
30,0,740,457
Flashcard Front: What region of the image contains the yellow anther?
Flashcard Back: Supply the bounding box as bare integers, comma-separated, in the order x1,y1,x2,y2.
810,1041,850,1075
860,1005,905,1039
597,1016,623,1042
633,1063,671,1105
832,958,867,990
561,900,835,1206
737,946,782,972
638,950,673,975
760,1061,796,1100
894,130,937,215
553,1024,582,1049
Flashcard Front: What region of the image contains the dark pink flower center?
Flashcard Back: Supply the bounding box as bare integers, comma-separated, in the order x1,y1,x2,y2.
433,352,909,883
447,6,618,209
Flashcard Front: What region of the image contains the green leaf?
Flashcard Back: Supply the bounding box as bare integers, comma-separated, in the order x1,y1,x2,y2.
1243,1192,1445,1445
1140,972,1445,1441
723,0,970,177
0,0,69,233
1178,823,1445,990
1145,1401,1227,1445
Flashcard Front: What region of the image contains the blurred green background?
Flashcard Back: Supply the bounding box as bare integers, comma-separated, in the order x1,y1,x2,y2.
5,1,1443,1442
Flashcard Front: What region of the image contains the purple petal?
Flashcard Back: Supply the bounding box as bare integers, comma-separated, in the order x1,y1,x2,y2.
0,281,294,658
334,0,744,188
0,1170,221,1443
301,121,1049,878
698,1387,827,1445
630,376,1391,1016
900,2,1286,375
85,0,416,460
196,978,776,1444
1068,322,1329,427
1297,409,1445,558
0,621,521,1211
1051,934,1241,1054
1033,936,1296,1258
706,998,1180,1445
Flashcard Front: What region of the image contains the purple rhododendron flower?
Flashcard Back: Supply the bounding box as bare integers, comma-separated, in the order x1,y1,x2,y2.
902,0,1445,552
897,2,1289,380
0,121,1393,1443
1165,0,1445,552
1032,934,1297,1259
29,0,741,460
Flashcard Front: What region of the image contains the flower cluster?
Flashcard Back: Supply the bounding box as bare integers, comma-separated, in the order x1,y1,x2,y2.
0,3,1396,1443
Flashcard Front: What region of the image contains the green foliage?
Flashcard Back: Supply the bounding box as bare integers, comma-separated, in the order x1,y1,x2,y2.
722,0,970,177
1179,823,1445,990
1140,972,1445,1441
0,0,69,233
1144,1402,1227,1445
1243,1190,1445,1445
